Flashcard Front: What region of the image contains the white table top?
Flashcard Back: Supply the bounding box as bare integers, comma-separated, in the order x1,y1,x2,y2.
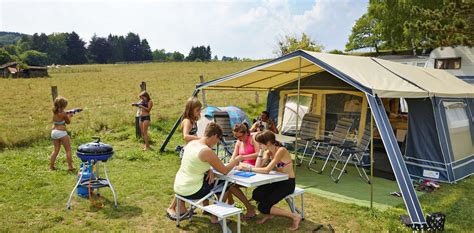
214,169,289,188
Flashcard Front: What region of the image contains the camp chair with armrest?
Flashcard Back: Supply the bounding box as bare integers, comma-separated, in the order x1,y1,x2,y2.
213,111,236,161
330,124,371,184
307,118,354,174
295,113,321,166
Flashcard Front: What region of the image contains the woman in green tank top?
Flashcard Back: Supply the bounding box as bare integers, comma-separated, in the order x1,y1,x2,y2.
173,123,249,224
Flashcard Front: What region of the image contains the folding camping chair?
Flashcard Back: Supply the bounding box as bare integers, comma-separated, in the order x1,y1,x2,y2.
307,118,354,174
330,124,371,184
213,111,236,161
295,113,321,166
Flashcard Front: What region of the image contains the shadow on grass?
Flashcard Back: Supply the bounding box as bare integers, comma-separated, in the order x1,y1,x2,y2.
175,214,327,232
101,204,143,219
85,197,143,219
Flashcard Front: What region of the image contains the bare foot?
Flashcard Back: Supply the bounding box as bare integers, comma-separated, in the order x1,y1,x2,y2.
256,215,274,224
288,214,302,231
210,215,219,224
68,167,77,172
242,207,257,221
49,166,57,171
167,208,176,217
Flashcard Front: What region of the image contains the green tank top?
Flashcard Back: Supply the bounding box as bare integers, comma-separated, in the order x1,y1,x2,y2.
174,141,211,196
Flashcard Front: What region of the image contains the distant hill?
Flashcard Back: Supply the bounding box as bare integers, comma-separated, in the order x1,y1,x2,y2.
0,31,30,46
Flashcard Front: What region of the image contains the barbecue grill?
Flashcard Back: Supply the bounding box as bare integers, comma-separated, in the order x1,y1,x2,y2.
67,137,117,209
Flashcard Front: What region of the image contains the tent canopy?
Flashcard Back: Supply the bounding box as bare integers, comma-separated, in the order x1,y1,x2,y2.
198,50,474,98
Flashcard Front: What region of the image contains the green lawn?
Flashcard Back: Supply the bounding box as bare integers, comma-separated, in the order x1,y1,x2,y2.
0,62,472,232
0,135,472,232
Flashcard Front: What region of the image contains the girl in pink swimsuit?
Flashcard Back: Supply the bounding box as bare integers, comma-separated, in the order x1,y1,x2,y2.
231,122,259,166
228,122,259,220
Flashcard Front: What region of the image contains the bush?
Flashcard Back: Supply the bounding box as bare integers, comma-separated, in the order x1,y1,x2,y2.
20,50,48,66
0,48,13,64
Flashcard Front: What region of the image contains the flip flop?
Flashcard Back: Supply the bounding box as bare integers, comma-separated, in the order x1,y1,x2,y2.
166,211,191,221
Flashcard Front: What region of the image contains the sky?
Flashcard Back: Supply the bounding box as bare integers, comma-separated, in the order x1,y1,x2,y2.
0,0,369,59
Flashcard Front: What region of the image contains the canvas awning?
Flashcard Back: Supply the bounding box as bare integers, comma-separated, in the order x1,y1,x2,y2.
198,50,474,98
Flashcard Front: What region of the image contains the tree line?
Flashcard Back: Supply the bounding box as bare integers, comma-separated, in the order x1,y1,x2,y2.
0,31,233,66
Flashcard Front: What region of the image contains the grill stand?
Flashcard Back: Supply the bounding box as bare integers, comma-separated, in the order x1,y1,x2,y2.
67,160,117,209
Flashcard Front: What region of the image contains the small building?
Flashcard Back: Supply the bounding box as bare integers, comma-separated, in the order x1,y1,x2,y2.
0,62,49,78
0,62,19,78
24,66,49,78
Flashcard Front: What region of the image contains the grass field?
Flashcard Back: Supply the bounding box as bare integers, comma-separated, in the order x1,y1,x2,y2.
0,62,472,232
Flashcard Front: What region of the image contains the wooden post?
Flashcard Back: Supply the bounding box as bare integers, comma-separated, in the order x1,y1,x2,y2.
51,86,58,102
136,81,146,138
199,75,207,107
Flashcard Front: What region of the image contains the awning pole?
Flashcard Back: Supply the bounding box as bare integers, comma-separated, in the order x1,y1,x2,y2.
370,111,374,209
294,56,301,170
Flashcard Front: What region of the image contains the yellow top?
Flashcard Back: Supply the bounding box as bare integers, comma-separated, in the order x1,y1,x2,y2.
173,141,211,196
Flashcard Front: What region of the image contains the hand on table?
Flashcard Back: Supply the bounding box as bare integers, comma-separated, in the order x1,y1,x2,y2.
233,155,244,163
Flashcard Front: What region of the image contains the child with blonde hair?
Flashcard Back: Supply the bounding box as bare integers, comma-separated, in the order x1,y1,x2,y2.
50,96,75,171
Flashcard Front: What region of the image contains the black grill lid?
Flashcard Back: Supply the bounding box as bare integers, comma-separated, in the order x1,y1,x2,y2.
77,137,113,155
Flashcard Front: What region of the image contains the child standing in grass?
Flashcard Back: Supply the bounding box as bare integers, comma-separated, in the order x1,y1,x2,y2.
134,91,153,150
50,96,75,171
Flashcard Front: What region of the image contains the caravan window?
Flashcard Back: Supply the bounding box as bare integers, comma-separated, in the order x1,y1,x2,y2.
443,101,474,161
435,58,461,69
325,93,362,132
280,94,313,135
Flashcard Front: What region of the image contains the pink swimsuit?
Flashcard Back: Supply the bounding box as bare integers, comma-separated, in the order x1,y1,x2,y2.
239,135,256,166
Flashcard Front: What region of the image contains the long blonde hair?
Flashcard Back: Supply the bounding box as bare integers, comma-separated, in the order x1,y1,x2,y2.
52,96,68,114
182,97,202,122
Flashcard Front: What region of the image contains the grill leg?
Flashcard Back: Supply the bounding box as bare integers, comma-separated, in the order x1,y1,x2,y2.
103,162,117,208
67,164,85,209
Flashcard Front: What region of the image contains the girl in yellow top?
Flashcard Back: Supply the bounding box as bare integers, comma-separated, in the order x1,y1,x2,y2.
49,96,75,171
173,123,244,224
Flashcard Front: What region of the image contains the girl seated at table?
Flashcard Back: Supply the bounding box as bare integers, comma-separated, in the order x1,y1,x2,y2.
227,122,259,219
237,130,301,231
173,123,254,224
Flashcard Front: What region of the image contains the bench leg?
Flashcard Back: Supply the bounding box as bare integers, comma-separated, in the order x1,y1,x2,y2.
285,197,296,215
301,194,304,219
286,195,305,220
237,213,241,233
176,195,181,227
222,217,227,233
